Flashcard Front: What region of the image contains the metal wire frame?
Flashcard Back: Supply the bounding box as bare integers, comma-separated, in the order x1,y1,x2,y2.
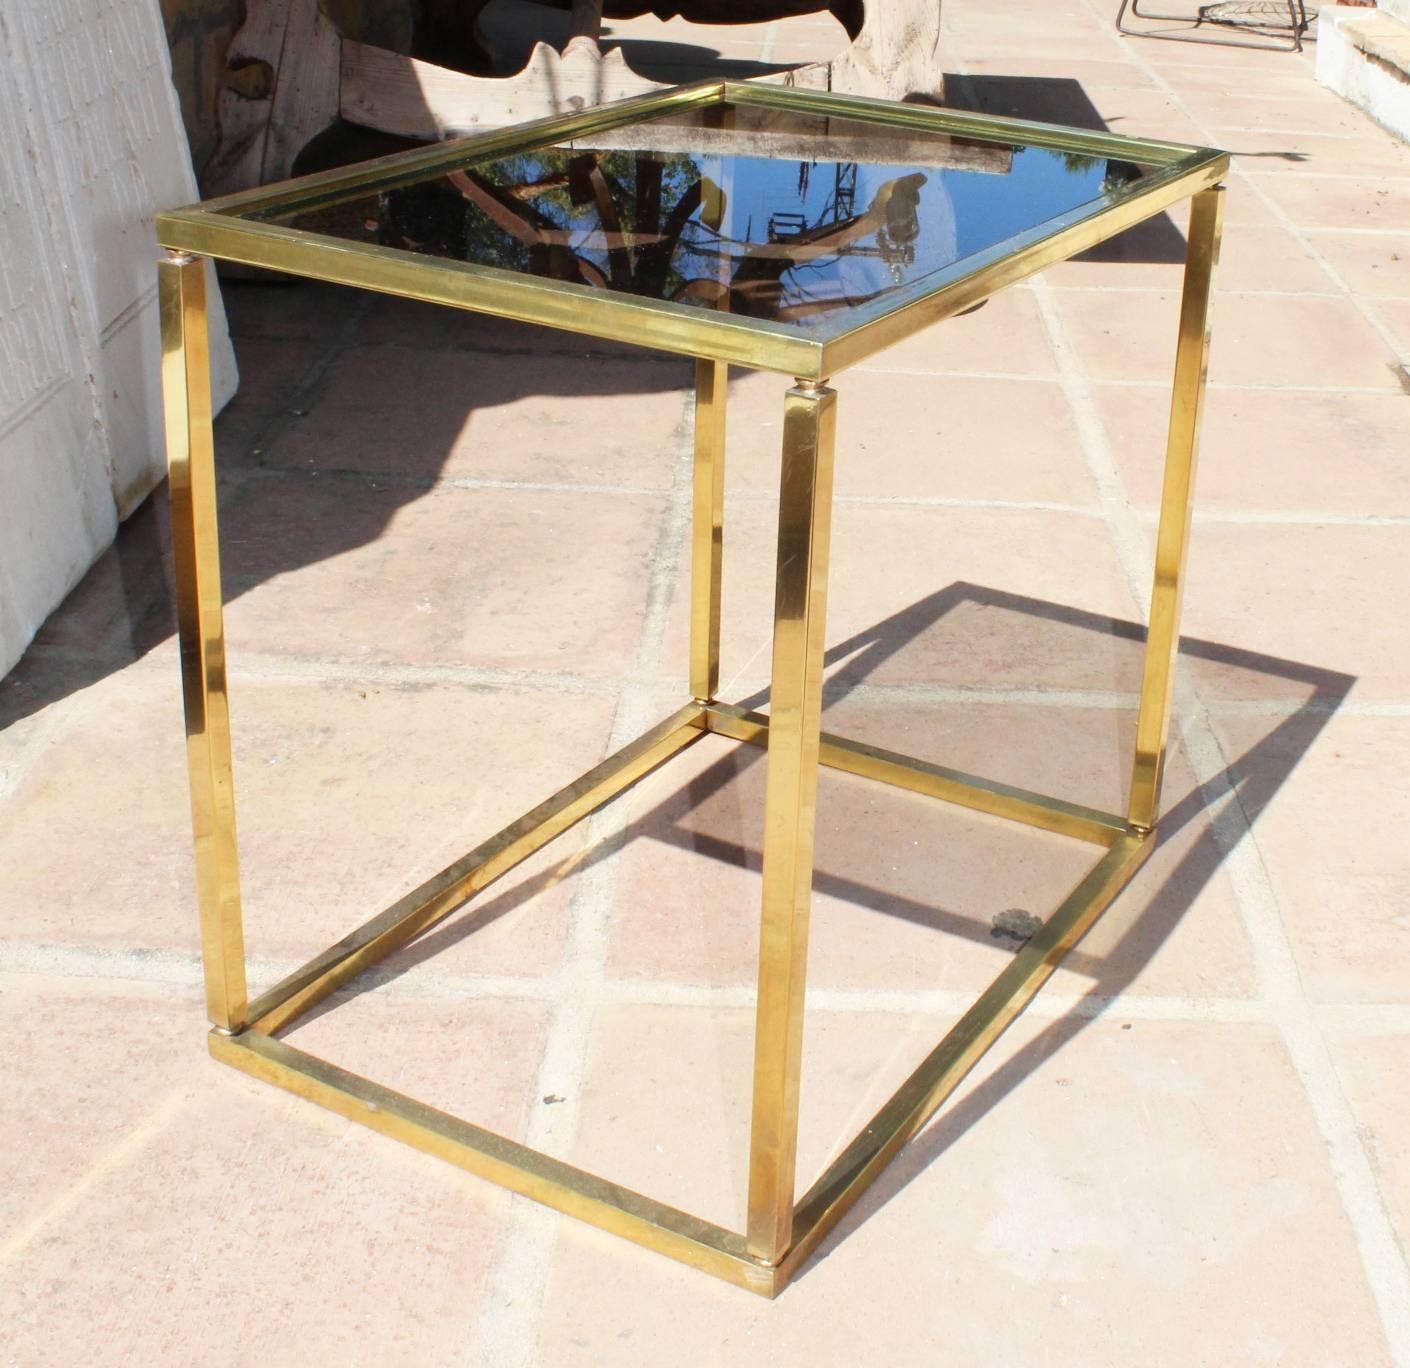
160,82,1227,1295
1116,0,1315,53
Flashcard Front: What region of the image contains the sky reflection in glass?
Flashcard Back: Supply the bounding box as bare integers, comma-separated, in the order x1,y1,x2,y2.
271,104,1155,334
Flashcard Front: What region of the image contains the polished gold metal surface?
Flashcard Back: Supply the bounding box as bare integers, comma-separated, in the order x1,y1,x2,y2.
161,83,1227,1296
746,380,837,1262
161,252,248,1033
699,702,1128,847
208,1027,774,1295
690,358,727,702
1128,185,1225,830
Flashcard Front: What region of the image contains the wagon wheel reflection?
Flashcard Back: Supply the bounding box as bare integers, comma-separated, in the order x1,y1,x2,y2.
438,151,926,324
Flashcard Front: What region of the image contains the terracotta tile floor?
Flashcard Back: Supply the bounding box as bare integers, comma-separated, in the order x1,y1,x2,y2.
4,0,1410,1362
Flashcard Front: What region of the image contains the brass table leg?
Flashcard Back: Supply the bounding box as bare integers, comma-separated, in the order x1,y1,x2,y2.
160,250,248,1033
1128,185,1225,830
746,379,838,1263
691,358,728,703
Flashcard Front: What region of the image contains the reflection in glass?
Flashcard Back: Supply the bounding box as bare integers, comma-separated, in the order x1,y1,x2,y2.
267,105,1157,334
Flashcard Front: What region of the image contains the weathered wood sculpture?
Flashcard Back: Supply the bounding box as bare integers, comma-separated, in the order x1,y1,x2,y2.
416,1,870,70
204,0,945,196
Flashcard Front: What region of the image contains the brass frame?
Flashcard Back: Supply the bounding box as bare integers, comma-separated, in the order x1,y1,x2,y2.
159,81,1228,1297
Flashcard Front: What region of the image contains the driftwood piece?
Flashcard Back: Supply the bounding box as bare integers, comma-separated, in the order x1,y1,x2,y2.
205,0,341,193
417,1,870,69
339,35,663,140
338,48,1001,171
825,1,948,104
202,0,946,197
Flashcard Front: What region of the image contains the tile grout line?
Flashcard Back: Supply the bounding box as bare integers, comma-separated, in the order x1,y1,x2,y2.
1315,1002,1410,1037
7,916,1410,1031
1298,224,1410,236
1209,698,1410,717
1092,377,1405,392
1133,510,1410,526
224,460,1116,517
0,641,138,821
24,633,1396,725
228,652,629,697
1064,11,1410,1360
1026,274,1161,616
0,1089,194,1268
0,944,1301,1026
1236,168,1410,182
468,375,700,1366
1174,702,1410,1362
0,691,88,810
1047,285,1389,299
232,465,674,499
208,456,1410,522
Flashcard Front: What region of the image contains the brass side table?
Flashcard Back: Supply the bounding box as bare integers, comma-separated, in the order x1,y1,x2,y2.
158,82,1227,1297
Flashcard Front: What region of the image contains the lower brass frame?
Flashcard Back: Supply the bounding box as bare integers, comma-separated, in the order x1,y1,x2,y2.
161,109,1225,1293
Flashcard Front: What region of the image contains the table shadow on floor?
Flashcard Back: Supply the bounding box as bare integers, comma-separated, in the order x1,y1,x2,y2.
289,580,1350,1273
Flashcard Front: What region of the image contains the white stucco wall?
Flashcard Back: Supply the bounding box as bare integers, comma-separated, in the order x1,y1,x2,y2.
0,0,237,678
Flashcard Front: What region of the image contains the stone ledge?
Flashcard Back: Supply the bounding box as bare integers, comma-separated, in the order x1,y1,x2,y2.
1344,11,1410,79
1317,4,1410,142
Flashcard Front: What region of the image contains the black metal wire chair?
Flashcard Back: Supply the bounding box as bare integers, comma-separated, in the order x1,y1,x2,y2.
1116,0,1316,52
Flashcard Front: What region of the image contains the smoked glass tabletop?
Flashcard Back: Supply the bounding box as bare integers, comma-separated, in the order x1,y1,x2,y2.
246,99,1173,341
